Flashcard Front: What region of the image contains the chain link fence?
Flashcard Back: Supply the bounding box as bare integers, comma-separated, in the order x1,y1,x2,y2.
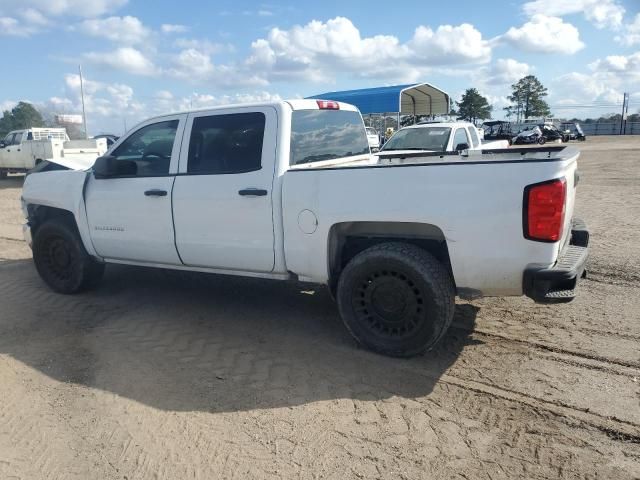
579,122,640,135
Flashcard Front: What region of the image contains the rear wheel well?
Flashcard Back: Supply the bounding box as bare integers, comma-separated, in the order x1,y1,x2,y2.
328,222,454,294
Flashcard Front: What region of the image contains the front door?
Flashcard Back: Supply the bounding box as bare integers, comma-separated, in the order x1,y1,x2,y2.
85,116,186,264
172,107,277,272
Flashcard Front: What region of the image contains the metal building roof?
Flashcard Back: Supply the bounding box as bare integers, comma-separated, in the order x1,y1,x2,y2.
307,83,450,116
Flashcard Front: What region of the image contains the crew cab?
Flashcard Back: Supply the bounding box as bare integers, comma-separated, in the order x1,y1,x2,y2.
21,100,589,357
0,128,107,178
375,121,509,161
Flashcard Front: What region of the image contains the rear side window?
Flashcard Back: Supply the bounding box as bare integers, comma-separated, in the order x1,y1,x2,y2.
468,127,479,147
290,110,370,165
453,128,470,149
188,112,265,174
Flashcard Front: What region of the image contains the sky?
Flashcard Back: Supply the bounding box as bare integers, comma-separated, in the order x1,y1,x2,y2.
1,0,639,135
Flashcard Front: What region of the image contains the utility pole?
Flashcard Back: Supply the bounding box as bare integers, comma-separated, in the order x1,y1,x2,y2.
79,65,88,139
620,92,629,135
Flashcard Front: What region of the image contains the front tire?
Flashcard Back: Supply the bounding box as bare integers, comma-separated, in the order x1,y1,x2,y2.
337,242,455,357
33,219,105,294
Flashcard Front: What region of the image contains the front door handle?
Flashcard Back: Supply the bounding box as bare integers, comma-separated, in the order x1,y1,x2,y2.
144,189,167,197
238,188,268,196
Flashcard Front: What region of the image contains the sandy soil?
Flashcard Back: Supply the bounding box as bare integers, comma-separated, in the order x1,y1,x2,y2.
0,136,638,479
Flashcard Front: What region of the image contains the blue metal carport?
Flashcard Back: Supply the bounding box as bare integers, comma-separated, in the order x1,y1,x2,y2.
307,83,450,117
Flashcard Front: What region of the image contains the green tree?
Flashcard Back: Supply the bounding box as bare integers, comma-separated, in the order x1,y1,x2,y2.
455,88,492,124
0,102,45,137
505,75,550,121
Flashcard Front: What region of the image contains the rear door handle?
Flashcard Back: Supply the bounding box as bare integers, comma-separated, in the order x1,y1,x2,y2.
238,188,268,196
144,189,167,197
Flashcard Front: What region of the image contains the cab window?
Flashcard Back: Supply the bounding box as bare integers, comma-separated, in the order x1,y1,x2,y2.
187,112,265,174
110,120,178,176
452,128,470,149
468,127,479,148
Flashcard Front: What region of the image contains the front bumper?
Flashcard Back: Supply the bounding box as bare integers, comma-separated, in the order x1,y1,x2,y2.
23,223,33,248
523,218,589,304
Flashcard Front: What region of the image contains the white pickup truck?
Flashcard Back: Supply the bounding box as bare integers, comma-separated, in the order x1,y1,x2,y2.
20,100,589,357
375,121,509,162
0,128,107,178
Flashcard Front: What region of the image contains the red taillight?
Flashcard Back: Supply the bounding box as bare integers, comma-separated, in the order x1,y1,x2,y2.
524,178,567,242
316,100,340,110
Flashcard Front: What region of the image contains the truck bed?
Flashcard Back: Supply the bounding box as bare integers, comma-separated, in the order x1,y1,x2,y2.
282,145,579,296
289,146,574,170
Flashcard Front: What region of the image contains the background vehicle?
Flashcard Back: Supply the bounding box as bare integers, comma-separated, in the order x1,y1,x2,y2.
376,121,508,159
0,128,107,178
561,122,586,141
365,127,380,151
21,100,588,358
92,134,120,149
483,120,514,144
512,124,566,145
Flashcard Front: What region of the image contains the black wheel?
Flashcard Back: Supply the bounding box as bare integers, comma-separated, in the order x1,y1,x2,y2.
337,242,455,357
33,219,105,294
537,137,546,145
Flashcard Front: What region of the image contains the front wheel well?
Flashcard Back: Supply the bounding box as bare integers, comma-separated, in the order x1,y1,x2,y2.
328,222,455,294
28,205,76,236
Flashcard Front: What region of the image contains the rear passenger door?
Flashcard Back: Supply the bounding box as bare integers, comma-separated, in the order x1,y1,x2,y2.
172,107,277,272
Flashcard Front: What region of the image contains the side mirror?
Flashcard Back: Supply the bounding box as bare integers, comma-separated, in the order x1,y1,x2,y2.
455,143,470,151
93,155,137,178
0,142,5,149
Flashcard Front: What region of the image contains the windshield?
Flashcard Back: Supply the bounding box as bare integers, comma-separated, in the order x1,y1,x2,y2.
381,127,451,152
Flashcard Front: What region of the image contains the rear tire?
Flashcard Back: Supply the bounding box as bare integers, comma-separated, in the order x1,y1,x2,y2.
337,242,455,357
0,170,7,180
33,219,105,294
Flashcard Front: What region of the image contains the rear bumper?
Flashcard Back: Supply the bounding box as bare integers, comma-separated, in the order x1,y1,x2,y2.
523,218,589,304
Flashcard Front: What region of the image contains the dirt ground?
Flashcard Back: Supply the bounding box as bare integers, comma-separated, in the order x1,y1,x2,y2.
0,136,638,479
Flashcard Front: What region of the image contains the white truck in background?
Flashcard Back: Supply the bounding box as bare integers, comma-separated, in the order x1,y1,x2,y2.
0,128,107,178
20,100,589,357
375,121,509,162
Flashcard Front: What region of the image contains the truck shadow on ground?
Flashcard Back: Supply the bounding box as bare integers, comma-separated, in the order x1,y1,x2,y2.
0,175,24,190
0,260,480,413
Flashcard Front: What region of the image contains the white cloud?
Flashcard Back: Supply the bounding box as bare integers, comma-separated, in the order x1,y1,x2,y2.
615,13,640,46
76,16,150,44
409,23,491,64
501,15,584,54
0,0,126,36
83,47,158,76
1,100,18,112
589,51,640,76
552,72,624,105
161,23,188,34
485,58,532,84
258,10,274,17
0,17,26,36
245,17,491,85
523,0,625,29
173,38,232,55
0,0,128,18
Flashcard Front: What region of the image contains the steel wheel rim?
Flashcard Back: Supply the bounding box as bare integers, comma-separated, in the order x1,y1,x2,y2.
351,269,425,339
